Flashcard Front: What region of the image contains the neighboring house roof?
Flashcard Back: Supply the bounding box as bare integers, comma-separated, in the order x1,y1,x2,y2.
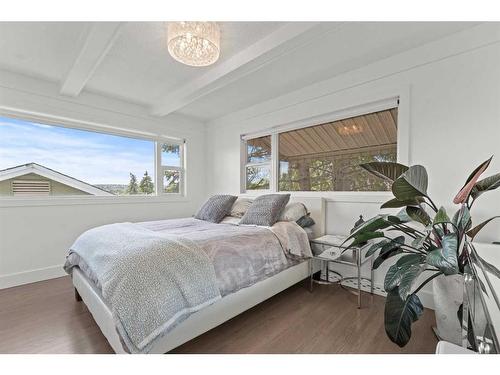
0,163,114,196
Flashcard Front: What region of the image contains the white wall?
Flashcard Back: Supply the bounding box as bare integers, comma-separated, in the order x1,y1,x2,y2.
2,23,500,304
0,71,207,288
205,24,500,307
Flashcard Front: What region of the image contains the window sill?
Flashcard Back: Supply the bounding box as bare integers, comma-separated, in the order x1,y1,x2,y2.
242,191,392,204
0,195,190,208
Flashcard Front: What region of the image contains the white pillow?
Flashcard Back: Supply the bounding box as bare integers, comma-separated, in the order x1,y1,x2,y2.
220,216,241,225
229,198,253,218
279,202,308,222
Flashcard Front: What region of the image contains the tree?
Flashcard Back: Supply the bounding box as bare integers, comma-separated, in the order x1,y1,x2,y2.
139,171,155,194
126,173,139,195
163,170,180,193
161,144,180,155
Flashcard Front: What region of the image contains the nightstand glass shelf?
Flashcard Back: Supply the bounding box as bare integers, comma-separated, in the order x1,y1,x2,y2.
309,235,375,308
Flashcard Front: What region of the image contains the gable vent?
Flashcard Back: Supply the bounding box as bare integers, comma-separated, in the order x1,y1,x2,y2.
12,180,51,196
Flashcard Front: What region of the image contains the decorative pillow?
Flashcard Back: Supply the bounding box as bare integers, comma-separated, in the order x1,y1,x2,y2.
296,213,316,228
239,194,291,226
195,194,238,223
229,198,253,218
279,202,308,222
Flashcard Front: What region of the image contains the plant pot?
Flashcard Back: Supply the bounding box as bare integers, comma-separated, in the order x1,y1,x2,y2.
432,274,463,345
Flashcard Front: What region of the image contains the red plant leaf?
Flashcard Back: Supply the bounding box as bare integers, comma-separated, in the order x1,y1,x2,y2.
453,157,492,204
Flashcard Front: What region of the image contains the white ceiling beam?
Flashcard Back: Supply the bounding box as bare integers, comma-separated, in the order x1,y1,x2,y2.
60,22,124,97
150,22,336,117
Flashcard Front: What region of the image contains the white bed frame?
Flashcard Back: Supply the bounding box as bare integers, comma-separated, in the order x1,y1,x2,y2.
72,197,325,354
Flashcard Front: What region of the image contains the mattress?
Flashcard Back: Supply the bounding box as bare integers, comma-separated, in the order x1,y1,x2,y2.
68,217,309,297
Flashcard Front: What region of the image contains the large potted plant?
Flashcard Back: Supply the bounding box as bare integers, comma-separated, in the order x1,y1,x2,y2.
344,157,500,347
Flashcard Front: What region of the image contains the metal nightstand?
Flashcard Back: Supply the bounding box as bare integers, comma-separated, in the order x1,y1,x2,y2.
309,235,375,309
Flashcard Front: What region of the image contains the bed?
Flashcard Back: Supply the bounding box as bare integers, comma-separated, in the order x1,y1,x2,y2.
67,196,325,354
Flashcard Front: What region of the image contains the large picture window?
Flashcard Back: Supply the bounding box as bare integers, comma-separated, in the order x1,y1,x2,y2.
243,106,398,193
0,115,185,197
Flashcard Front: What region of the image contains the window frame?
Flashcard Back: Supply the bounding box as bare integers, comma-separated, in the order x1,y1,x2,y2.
242,135,273,192
241,96,406,198
0,111,187,205
156,141,186,196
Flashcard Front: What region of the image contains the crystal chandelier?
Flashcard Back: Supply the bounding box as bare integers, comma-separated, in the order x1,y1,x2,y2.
167,22,221,67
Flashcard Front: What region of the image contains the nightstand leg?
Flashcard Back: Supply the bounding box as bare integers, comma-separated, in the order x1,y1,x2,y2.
357,250,361,309
309,258,313,292
370,256,374,295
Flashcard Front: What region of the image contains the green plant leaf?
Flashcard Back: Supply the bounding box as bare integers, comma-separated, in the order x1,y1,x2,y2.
398,265,425,300
384,264,406,292
476,252,500,280
471,172,500,200
379,236,405,254
452,206,472,233
433,206,450,225
349,231,384,247
396,208,412,222
392,165,428,201
373,247,404,269
411,235,428,250
426,234,459,275
344,215,403,249
466,216,500,240
352,215,396,234
397,253,426,268
360,162,409,182
384,262,425,294
384,290,424,347
381,197,425,209
366,239,389,257
406,206,431,226
346,216,388,242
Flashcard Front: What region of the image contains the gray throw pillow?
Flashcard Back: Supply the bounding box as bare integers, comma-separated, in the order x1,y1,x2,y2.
239,194,291,226
296,214,316,228
195,194,238,223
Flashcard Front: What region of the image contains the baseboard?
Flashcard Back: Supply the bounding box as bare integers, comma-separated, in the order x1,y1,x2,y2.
0,265,66,289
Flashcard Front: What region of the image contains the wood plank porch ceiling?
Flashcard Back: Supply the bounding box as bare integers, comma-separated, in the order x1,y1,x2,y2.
253,108,397,158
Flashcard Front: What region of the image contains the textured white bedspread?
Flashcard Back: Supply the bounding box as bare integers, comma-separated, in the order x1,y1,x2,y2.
137,218,311,296
64,222,221,353
64,218,311,353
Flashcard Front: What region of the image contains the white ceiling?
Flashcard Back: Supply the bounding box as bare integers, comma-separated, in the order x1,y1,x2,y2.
86,22,285,105
0,21,479,122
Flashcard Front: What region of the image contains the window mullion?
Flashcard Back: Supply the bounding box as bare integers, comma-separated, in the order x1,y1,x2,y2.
271,133,279,192
155,141,162,195
245,161,271,168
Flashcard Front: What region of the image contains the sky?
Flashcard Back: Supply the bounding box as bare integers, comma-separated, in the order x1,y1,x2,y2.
0,116,177,185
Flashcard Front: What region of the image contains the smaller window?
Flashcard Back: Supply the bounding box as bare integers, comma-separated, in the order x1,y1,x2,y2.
159,142,184,194
244,136,271,191
162,144,181,167
246,165,271,190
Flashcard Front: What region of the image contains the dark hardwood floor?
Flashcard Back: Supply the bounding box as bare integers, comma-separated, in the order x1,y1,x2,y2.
0,276,437,354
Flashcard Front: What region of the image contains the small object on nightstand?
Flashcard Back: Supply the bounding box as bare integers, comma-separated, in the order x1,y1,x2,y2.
351,215,365,233
309,234,374,309
350,215,367,246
